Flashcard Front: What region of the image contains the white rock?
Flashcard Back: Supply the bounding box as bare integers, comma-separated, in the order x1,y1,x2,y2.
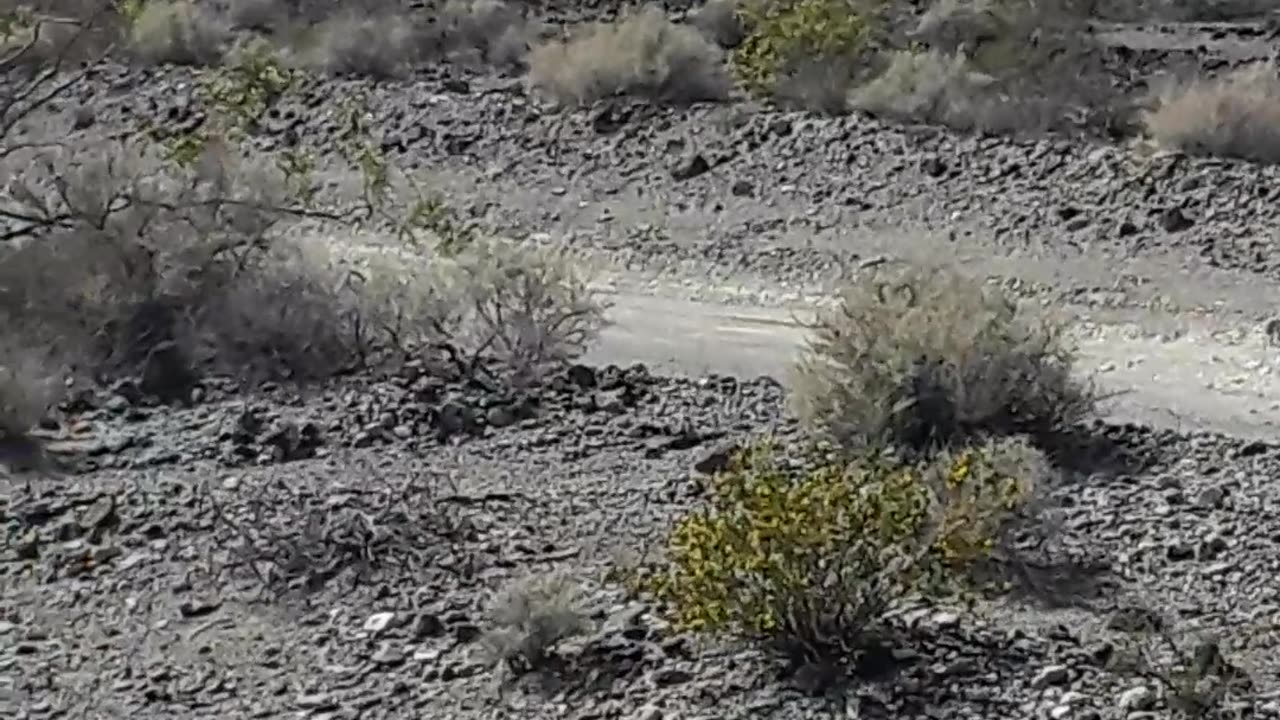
363,611,396,634
929,611,960,629
1049,705,1072,720
1118,685,1154,711
629,704,663,720
1058,691,1086,706
1032,664,1070,689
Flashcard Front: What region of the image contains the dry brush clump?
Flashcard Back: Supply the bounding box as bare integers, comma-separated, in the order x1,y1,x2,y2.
0,9,607,453
849,47,991,124
843,0,1117,132
127,0,229,66
1144,63,1280,165
480,572,592,673
293,11,418,78
792,264,1095,456
527,5,732,107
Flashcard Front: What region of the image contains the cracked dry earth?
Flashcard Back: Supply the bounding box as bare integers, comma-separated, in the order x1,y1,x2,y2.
8,4,1280,720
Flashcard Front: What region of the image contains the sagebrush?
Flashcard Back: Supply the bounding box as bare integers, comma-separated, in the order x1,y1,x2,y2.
527,5,731,106
1144,63,1280,164
480,572,591,672
792,264,1094,455
294,12,418,78
127,0,227,66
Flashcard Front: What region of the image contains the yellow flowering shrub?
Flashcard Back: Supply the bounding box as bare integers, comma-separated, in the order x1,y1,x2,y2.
732,0,883,96
641,438,1038,661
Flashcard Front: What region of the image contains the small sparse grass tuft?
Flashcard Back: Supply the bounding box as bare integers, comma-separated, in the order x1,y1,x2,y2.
527,5,731,107
480,572,591,673
792,263,1094,456
128,0,227,66
1144,63,1280,164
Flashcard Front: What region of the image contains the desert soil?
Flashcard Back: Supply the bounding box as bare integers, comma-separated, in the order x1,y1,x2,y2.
5,4,1280,720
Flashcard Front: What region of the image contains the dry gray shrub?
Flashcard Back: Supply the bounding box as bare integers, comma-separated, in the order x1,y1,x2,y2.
349,238,607,388
900,0,1115,134
223,0,289,31
298,12,418,78
1144,63,1280,164
792,264,1094,455
438,0,530,68
527,5,731,106
0,344,60,441
850,49,991,123
1,138,607,391
128,0,228,66
690,0,746,49
480,572,591,672
0,140,362,389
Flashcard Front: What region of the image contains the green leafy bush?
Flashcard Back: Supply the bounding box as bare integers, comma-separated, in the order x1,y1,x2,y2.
640,438,1039,664
732,0,882,97
792,264,1094,455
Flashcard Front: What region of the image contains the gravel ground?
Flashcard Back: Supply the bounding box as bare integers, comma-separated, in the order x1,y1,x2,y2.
5,3,1280,719
4,365,1280,719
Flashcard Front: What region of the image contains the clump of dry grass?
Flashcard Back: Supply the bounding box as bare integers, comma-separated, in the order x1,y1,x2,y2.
527,5,731,106
691,0,746,49
850,49,990,124
438,0,530,68
128,0,228,66
792,263,1095,455
480,572,591,673
0,345,60,443
1144,63,1280,164
296,12,418,78
887,0,1116,134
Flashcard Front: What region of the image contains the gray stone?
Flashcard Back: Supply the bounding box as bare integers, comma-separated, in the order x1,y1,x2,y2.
1194,487,1225,509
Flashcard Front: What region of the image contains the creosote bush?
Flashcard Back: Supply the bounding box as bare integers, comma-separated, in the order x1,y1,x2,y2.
733,0,882,99
527,5,731,106
128,0,228,66
1144,63,1280,165
640,437,1040,665
792,264,1094,456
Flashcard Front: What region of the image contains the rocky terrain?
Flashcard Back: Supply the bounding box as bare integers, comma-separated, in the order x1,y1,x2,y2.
5,1,1280,719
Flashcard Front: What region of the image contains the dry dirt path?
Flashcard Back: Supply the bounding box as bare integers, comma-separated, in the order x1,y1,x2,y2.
583,279,1280,441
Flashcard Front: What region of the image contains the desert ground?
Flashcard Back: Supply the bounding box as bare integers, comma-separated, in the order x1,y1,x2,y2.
3,1,1280,719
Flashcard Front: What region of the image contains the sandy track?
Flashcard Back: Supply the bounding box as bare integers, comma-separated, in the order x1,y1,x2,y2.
587,289,1280,440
